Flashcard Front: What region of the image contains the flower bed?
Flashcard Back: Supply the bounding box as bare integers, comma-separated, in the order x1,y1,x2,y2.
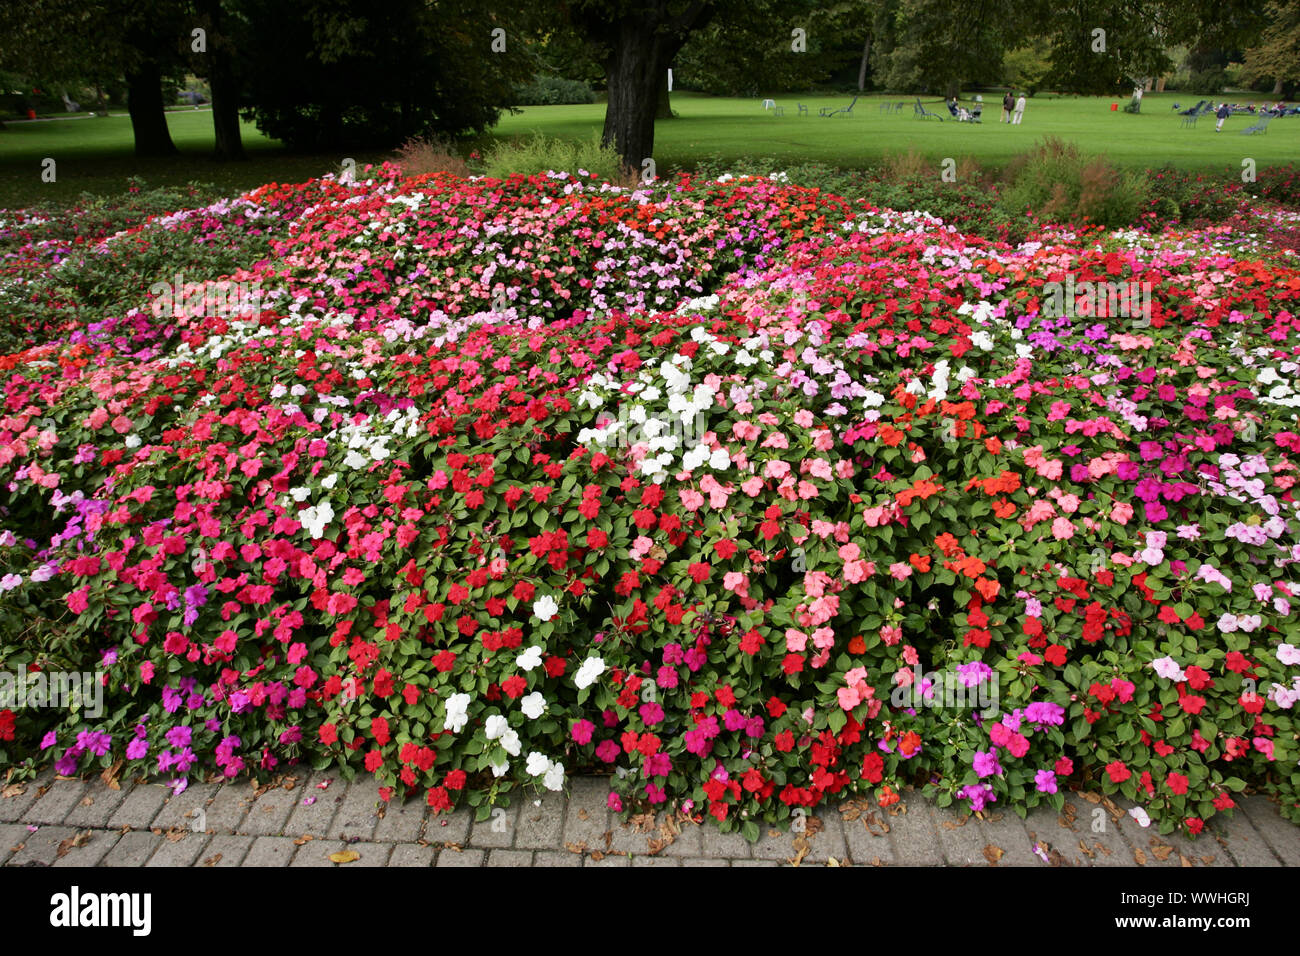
1,166,1297,840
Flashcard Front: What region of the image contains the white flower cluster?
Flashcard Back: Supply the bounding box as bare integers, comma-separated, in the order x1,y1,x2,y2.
484,714,522,776
576,339,726,482
574,655,606,690
1254,361,1300,408
328,404,420,469
524,751,566,790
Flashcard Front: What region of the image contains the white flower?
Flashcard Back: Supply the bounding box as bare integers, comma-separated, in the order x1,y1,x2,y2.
485,714,509,740
575,655,606,690
533,595,559,621
525,751,551,776
321,472,338,489
443,693,471,733
300,501,334,539
1150,656,1186,682
491,760,509,777
499,729,521,757
1277,643,1300,666
516,646,544,671
520,692,547,719
543,762,565,791
1128,806,1151,828
708,448,731,470
344,449,369,469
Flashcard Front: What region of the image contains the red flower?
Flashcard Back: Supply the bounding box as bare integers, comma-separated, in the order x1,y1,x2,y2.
862,751,884,783
365,749,384,772
1105,760,1131,783
1185,817,1204,835
319,723,338,746
426,786,452,811
502,675,527,699
370,716,391,746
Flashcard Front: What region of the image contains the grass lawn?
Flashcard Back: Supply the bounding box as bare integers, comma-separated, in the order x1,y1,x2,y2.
0,110,386,208
1,92,1295,208
496,91,1299,174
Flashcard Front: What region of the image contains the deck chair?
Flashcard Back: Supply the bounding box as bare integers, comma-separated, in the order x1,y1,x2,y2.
797,103,808,116
1179,99,1207,116
821,95,860,117
914,97,944,121
1180,110,1199,128
1241,113,1273,134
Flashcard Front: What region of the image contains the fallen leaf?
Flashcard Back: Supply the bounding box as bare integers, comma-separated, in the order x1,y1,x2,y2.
827,857,842,867
983,844,1004,865
1077,791,1102,804
806,816,825,837
164,826,187,843
589,850,606,862
1200,855,1216,866
788,834,810,867
100,759,123,791
1180,854,1194,868
564,841,588,855
79,796,94,807
1133,848,1147,866
2,783,27,799
56,831,92,858
293,834,314,846
863,811,890,837
576,808,589,821
202,853,223,867
329,850,360,864
1058,803,1078,831
1149,840,1173,862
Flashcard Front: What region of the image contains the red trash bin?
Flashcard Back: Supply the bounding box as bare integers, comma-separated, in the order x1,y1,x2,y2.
1110,103,1118,111
26,109,36,119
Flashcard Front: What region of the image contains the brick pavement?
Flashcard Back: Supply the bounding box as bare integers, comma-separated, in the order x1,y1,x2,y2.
1,767,1296,867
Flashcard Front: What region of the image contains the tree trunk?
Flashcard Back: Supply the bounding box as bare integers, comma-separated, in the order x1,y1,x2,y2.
655,67,672,119
126,64,178,157
1274,77,1285,95
602,23,666,172
199,0,246,160
857,38,870,91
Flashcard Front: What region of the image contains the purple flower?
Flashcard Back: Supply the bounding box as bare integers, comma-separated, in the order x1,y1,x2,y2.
973,749,1003,778
165,725,192,749
126,737,148,760
1024,702,1066,728
1034,769,1058,794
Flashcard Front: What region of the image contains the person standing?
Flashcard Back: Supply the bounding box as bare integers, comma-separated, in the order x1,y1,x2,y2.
1215,102,1230,132
1012,92,1026,124
1002,91,1014,122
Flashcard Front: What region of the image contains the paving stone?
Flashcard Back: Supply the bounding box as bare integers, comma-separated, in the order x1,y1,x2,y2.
8,825,77,866
661,821,704,857
699,825,753,860
632,854,680,866
562,777,610,848
146,831,210,867
64,782,129,829
487,849,534,867
583,852,630,866
435,847,484,866
1213,810,1280,867
803,812,849,862
244,836,297,867
682,857,731,867
976,810,1038,866
0,769,53,823
886,796,944,866
425,808,472,845
840,804,898,866
1238,796,1299,866
326,782,382,840
203,784,252,834
0,823,30,864
348,842,393,866
152,782,220,832
51,830,120,868
532,850,582,867
373,795,427,843
751,825,799,861
1024,800,1102,867
284,774,342,837
194,835,253,867
731,858,779,867
289,839,340,868
108,784,169,830
101,831,163,867
934,810,993,866
26,777,89,825
468,802,519,849
388,844,436,868
513,794,564,849
240,784,298,836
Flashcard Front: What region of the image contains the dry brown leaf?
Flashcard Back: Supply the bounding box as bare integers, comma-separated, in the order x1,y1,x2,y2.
100,759,123,791
1200,855,1216,865
628,812,655,832
164,826,187,843
293,834,314,846
589,850,606,862
863,811,890,837
602,830,613,853
869,856,883,866
646,837,669,856
827,857,842,867
1149,840,1173,862
1133,848,1147,866
788,834,811,867
203,853,223,867
79,795,94,807
329,849,360,864
806,816,825,837
577,809,589,821
840,800,867,823
1058,803,1078,831
564,841,588,855
1180,854,1194,868
983,844,1004,865
56,831,92,858
282,776,298,791
1077,791,1102,804
1,783,25,799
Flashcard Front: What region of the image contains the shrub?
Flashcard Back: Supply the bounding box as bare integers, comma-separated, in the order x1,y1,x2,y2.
479,132,633,183
511,75,597,106
998,138,1148,229
391,135,472,178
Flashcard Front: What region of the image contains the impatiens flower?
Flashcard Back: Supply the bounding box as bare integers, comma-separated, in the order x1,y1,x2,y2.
520,692,546,720
532,595,560,621
1150,656,1187,682
1034,770,1057,794
443,693,471,734
574,656,606,690
516,646,543,671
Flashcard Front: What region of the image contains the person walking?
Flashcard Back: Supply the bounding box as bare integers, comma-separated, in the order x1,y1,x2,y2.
1012,92,1026,124
1002,91,1014,123
1215,102,1230,132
